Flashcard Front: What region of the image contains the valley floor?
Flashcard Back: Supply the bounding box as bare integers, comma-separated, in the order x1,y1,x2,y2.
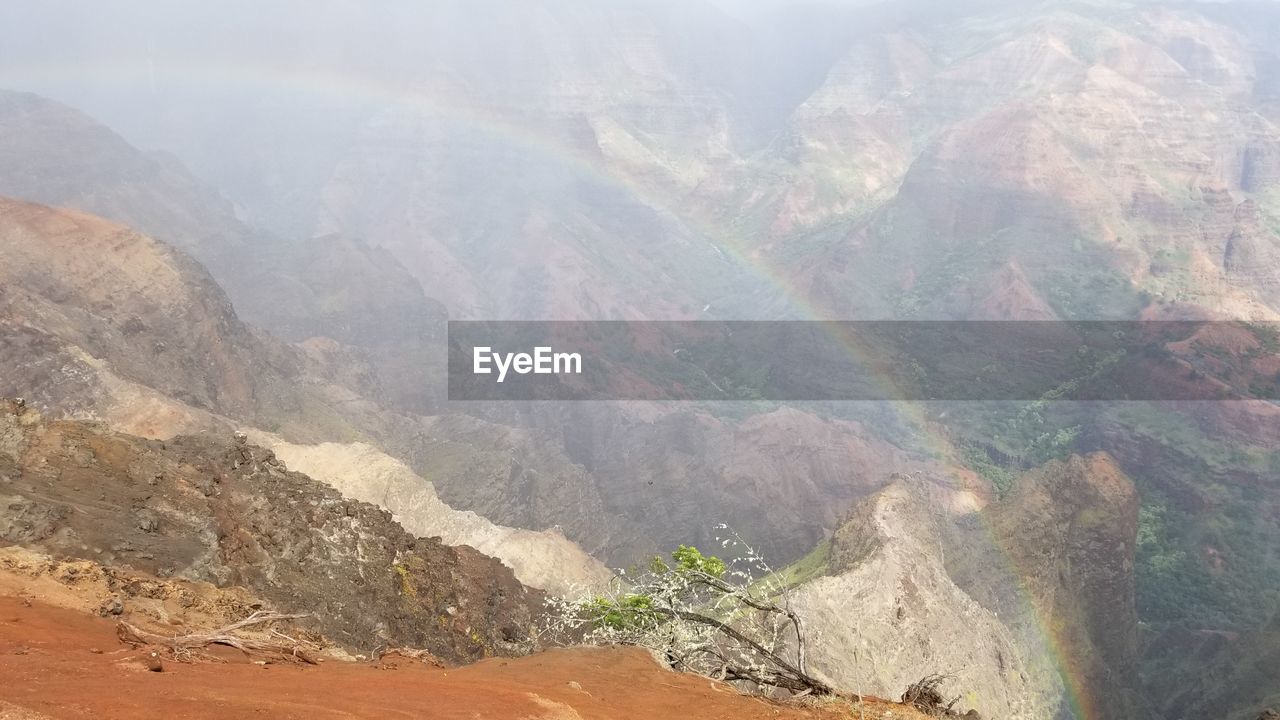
0,595,919,720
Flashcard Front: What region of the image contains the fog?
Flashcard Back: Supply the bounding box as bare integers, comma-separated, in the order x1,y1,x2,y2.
0,0,1274,317
0,0,866,240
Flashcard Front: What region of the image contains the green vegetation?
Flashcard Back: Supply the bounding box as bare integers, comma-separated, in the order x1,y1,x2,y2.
979,401,1083,468
547,540,832,696
1040,258,1146,320
961,444,1018,499
948,399,1280,632
1111,405,1280,630
393,562,416,598
1135,492,1280,630
1110,404,1276,474
1135,503,1196,620
1245,322,1280,356
585,593,656,632
766,539,833,590
1256,185,1280,236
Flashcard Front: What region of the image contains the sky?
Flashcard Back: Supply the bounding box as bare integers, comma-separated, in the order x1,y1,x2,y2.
707,0,880,19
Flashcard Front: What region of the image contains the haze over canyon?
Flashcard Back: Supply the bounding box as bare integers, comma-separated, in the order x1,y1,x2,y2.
0,1,1279,718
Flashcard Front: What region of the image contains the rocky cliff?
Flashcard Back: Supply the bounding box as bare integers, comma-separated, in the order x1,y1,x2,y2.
0,401,545,662
0,91,448,414
792,454,1151,720
785,6,1280,321
0,195,371,441
0,3,1276,714
411,404,919,566
791,475,1051,719
256,435,614,597
0,195,615,599
944,453,1150,720
0,196,284,421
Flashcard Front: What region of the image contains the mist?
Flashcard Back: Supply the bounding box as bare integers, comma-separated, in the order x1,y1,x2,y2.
0,0,1279,718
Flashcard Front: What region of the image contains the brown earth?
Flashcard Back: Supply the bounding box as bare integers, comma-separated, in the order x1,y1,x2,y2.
0,547,268,641
0,401,544,663
0,595,926,720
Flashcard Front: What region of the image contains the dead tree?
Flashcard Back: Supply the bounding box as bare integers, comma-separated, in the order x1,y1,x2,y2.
117,610,320,664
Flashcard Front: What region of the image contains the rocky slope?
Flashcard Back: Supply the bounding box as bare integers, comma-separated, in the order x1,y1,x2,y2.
255,435,614,597
6,3,1280,324
0,195,374,442
0,90,448,414
0,195,616,600
0,196,285,422
4,3,774,321
0,132,929,580
791,474,1050,719
0,400,544,661
945,453,1150,720
780,4,1280,321
10,0,1277,571
792,453,1151,720
407,404,921,566
10,0,1272,604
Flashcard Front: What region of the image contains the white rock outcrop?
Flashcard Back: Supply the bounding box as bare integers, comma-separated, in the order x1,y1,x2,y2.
254,435,615,598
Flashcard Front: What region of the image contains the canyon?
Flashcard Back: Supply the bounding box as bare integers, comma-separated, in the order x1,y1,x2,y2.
0,0,1277,717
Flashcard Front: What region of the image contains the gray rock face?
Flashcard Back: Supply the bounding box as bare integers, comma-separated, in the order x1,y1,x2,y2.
793,455,1151,720
791,476,1053,720
256,434,614,598
414,404,917,568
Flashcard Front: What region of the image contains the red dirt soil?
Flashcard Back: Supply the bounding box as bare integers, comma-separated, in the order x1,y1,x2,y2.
0,596,872,720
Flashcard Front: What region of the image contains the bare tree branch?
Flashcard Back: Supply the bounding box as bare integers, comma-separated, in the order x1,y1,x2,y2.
117,611,320,664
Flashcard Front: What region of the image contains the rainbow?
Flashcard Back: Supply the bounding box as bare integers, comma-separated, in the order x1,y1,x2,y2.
3,56,1103,719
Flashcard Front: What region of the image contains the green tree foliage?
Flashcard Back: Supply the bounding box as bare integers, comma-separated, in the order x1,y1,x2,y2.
545,533,832,696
